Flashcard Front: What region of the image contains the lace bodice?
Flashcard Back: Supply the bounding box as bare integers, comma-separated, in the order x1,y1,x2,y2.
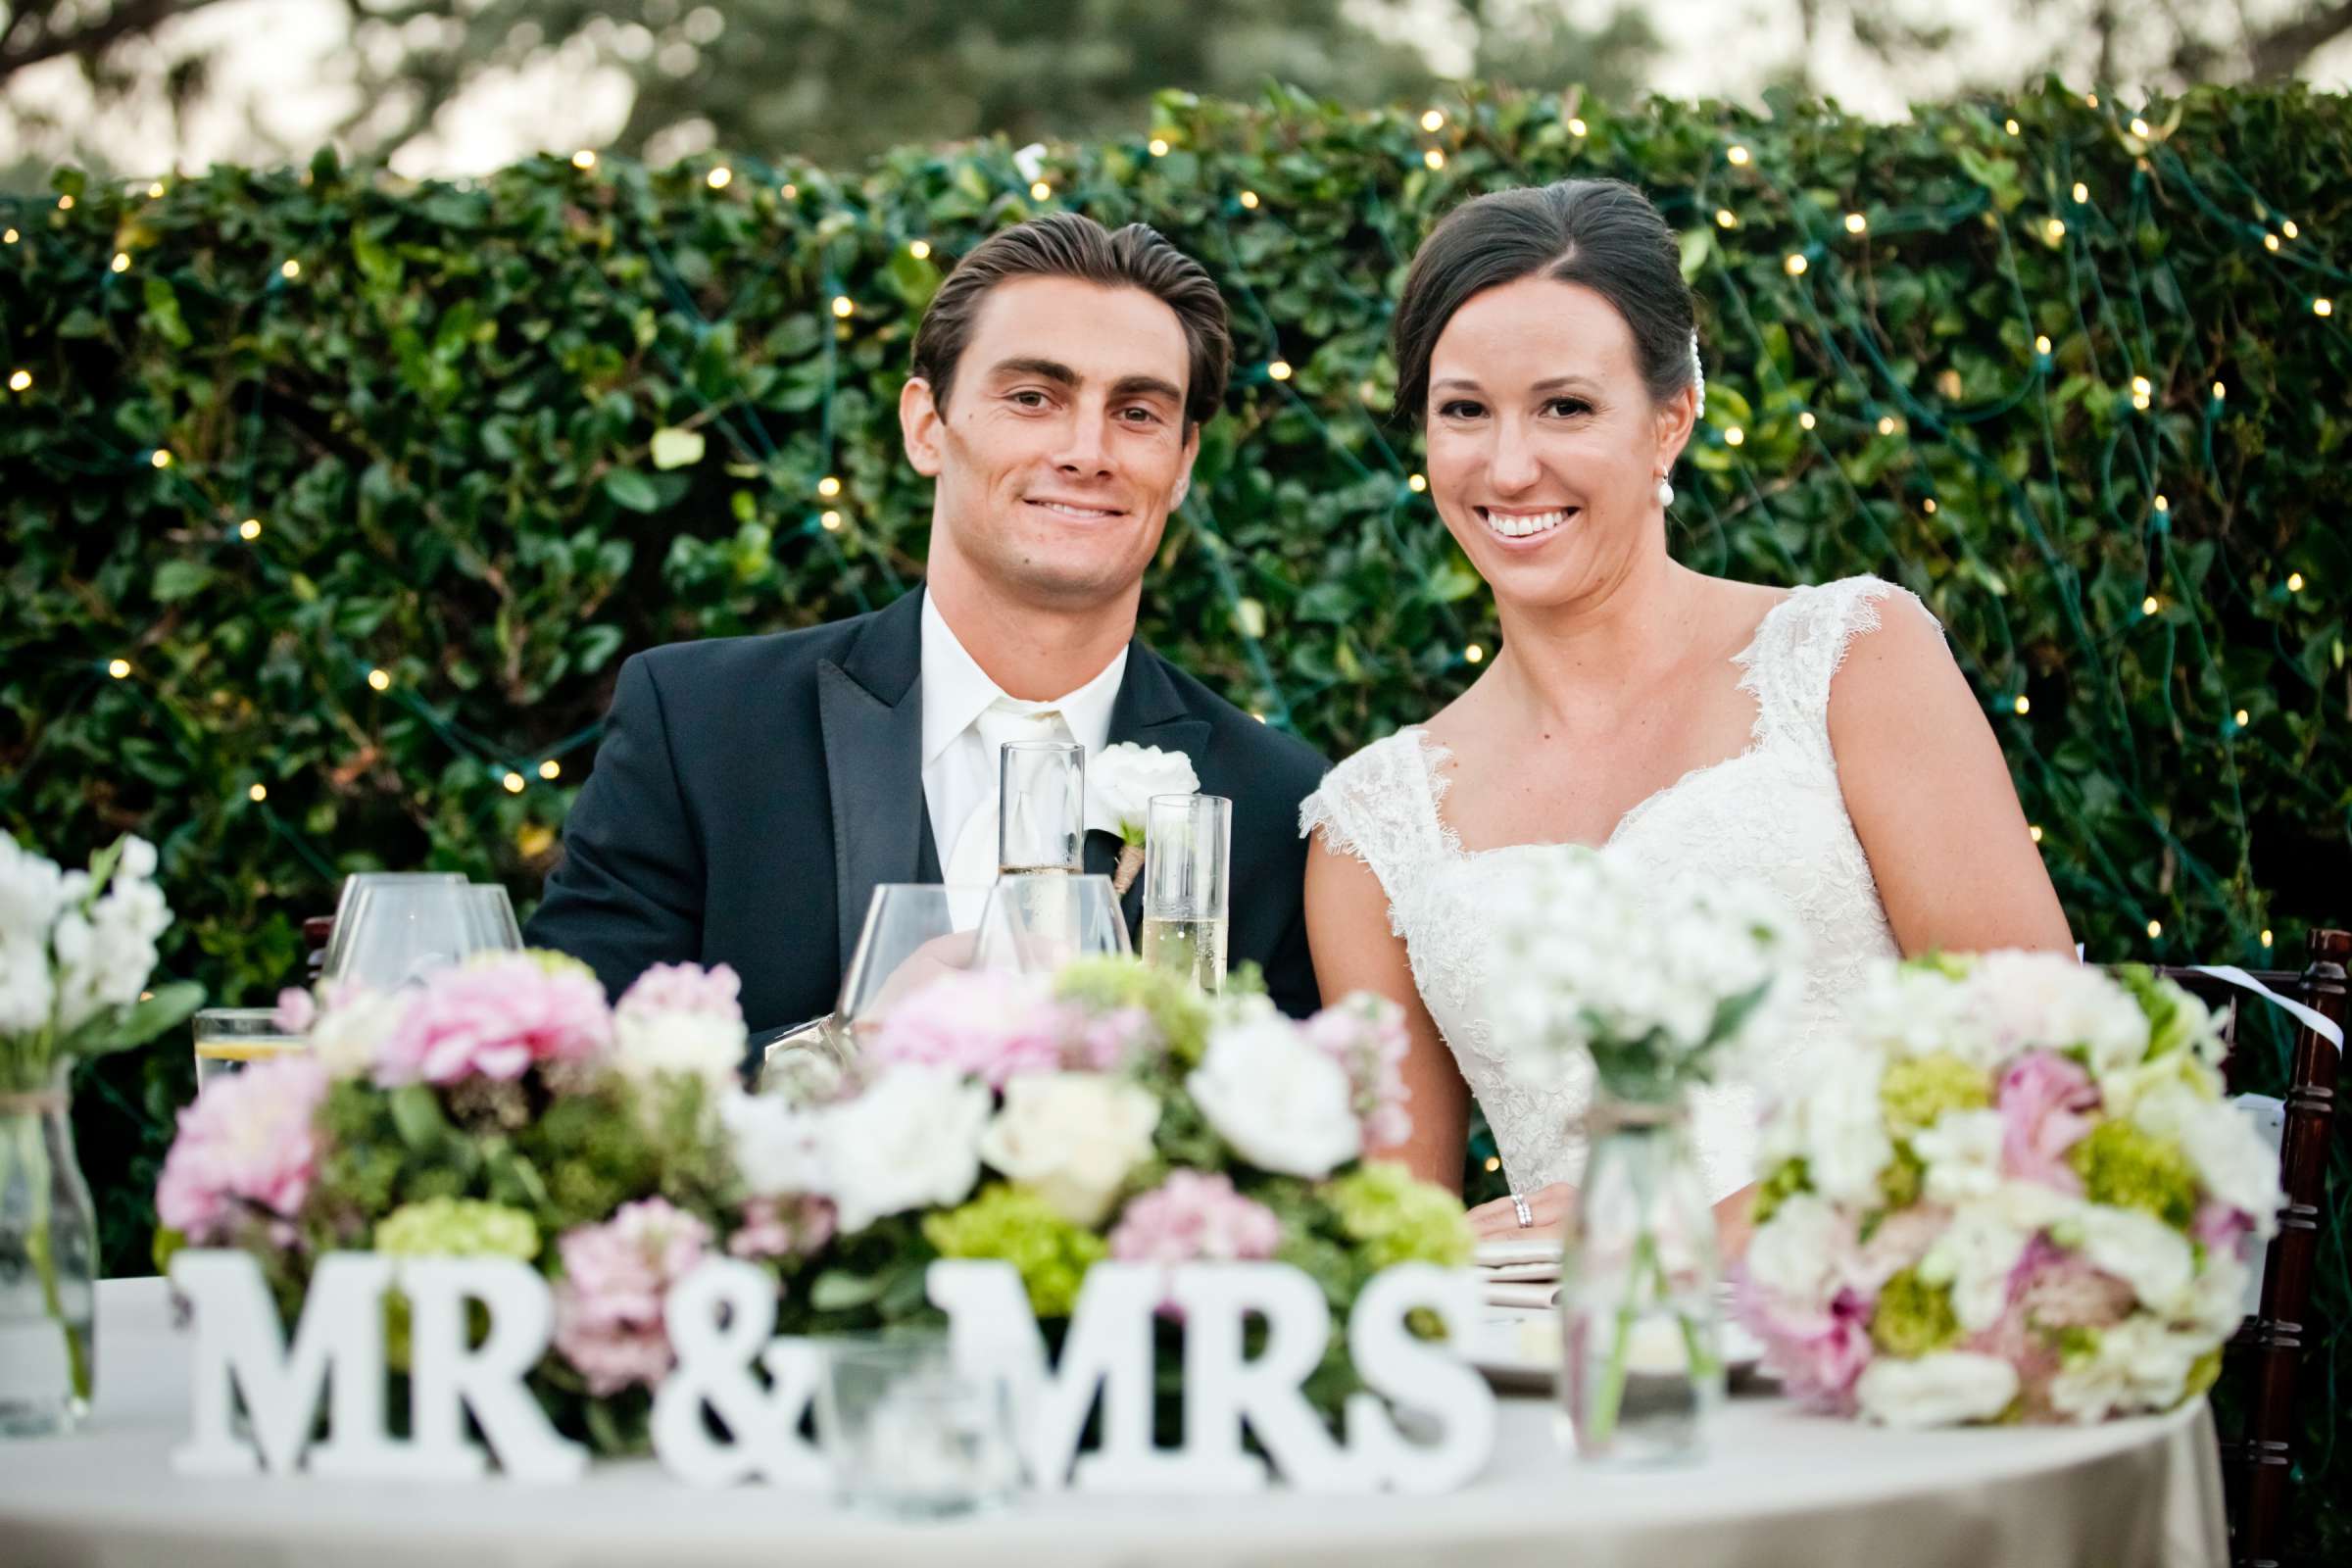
1300,576,1917,1201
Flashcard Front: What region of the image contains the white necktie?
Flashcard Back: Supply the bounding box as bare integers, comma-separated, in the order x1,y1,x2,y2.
945,700,1068,886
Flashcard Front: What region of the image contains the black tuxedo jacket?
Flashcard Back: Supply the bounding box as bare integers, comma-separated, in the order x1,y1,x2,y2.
525,588,1331,1044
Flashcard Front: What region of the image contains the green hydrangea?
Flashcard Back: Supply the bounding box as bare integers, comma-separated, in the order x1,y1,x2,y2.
1326,1162,1474,1272
1879,1052,1992,1140
1054,956,1210,1065
373,1197,540,1260
1877,1143,1926,1211
2068,1121,2200,1230
1872,1267,1962,1357
922,1183,1107,1319
2113,965,2214,1065
1751,1157,1810,1226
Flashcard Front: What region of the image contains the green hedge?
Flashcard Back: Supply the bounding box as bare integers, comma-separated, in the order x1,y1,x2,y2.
2,80,2347,1548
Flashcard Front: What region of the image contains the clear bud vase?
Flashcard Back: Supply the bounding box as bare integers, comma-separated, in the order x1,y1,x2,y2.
1,1062,98,1437
1556,1096,1722,1464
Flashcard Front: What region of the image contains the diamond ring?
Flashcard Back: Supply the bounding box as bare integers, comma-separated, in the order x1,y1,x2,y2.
1512,1192,1534,1229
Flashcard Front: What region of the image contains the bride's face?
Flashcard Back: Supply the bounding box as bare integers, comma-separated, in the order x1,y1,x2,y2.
1423,275,1690,611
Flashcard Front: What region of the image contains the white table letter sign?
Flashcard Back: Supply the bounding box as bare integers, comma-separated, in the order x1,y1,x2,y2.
651,1257,826,1487
170,1250,586,1482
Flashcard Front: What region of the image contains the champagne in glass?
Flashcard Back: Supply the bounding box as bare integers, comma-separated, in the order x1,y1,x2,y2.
997,740,1085,877
192,1007,305,1095
1140,793,1231,994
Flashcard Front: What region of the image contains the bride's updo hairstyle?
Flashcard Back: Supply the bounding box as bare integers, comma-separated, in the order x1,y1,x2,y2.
1392,178,1697,422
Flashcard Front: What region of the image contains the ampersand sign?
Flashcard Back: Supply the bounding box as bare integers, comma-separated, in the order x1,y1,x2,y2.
651,1258,827,1487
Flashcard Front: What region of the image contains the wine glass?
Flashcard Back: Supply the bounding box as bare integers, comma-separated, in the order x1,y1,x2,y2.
1141,793,1231,994
834,884,999,1047
973,872,1131,975
320,877,520,991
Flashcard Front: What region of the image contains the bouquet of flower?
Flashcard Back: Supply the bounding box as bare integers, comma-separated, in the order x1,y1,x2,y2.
158,948,1467,1451
1737,953,2282,1428
1487,846,1802,1103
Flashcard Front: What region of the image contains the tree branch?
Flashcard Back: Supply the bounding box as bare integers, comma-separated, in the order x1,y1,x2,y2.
0,0,237,81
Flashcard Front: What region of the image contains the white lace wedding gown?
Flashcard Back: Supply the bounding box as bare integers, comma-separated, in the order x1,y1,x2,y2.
1300,575,1919,1202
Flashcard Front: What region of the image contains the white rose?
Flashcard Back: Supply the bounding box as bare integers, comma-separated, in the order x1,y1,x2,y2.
1918,1203,2034,1333
1912,1107,2006,1204
1744,1194,1854,1312
818,1065,990,1233
2135,1085,2282,1238
1967,952,2150,1075
1188,1013,1362,1178
720,1090,830,1197
612,1008,745,1091
2066,1203,2194,1308
978,1072,1160,1227
1855,1351,2021,1428
2048,1314,2208,1422
1085,743,1200,843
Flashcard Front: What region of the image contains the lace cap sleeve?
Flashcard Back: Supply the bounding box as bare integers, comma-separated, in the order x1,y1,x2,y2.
1743,575,1941,763
1298,730,1451,938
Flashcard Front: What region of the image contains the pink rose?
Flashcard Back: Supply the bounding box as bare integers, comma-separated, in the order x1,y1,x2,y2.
374,954,612,1086
1735,1271,1874,1413
155,1055,331,1243
551,1200,711,1396
862,967,1067,1088
616,961,743,1021
1996,1051,2100,1191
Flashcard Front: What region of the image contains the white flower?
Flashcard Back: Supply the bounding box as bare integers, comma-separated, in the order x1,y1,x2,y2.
48,839,170,1035
1085,743,1200,844
1855,1351,2021,1428
1965,952,2150,1075
612,1008,744,1092
2048,1315,2208,1422
2169,1252,2250,1340
1188,1012,1361,1178
1853,963,1996,1066
1783,1044,1894,1204
720,1090,830,1197
1744,1194,1856,1312
817,1065,990,1233
307,985,411,1079
2133,1084,2282,1237
1913,1108,2006,1204
2065,1203,2194,1309
978,1072,1160,1226
1918,1203,2035,1333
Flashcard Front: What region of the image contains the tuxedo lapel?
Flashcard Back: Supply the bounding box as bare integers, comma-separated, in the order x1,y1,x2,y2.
817,590,929,975
1102,646,1212,937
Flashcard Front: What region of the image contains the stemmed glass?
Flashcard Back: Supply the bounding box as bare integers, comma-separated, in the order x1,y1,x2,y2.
833,884,999,1047
973,872,1132,974
318,877,522,991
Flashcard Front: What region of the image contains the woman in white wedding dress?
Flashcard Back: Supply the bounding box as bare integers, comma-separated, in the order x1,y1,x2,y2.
1300,179,2074,1252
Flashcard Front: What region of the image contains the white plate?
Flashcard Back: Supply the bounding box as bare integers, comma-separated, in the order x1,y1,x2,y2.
1464,1305,1769,1394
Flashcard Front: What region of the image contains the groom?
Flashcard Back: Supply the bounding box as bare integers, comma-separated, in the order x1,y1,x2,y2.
526,214,1328,1051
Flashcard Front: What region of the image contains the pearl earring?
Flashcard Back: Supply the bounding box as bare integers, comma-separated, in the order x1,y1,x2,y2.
1655,474,1676,509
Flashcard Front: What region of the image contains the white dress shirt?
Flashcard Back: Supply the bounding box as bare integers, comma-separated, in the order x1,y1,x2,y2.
920,593,1126,886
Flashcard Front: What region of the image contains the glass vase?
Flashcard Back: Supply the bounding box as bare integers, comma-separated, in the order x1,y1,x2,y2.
1556,1096,1721,1464
0,1061,97,1437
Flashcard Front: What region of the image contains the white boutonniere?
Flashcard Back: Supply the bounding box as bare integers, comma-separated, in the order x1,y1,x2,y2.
1086,742,1200,896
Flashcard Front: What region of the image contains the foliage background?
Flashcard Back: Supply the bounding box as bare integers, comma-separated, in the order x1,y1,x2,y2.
1,80,2346,1551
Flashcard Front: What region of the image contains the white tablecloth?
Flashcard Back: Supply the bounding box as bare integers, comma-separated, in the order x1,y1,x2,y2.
0,1279,2227,1568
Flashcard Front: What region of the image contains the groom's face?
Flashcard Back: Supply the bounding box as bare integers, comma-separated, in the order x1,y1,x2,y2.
902,275,1200,611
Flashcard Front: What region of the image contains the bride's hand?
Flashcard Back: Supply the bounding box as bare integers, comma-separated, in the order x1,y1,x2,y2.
1466,1182,1575,1241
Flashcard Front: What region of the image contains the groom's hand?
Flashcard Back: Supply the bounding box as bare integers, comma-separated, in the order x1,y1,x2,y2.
1466,1182,1575,1242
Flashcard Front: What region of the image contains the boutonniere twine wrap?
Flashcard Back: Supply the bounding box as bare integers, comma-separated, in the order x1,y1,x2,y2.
1086,743,1200,896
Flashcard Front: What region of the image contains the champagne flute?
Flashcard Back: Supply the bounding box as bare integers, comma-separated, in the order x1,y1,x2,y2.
997,740,1085,876
1140,793,1231,993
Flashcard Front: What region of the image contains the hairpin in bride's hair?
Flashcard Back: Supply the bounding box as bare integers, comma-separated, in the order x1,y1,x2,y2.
1690,330,1706,420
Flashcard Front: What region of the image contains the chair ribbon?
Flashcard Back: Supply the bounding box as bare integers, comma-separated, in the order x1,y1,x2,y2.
2186,964,2344,1054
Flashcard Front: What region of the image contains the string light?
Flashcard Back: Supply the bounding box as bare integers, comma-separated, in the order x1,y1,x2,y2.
2146,918,2162,940
1843,212,1867,234
1423,149,1446,171
2316,298,2335,318
1250,710,1266,723
817,475,843,498
2030,824,2044,843
1723,425,1744,446
7,370,28,392
111,252,131,273
1030,180,1052,200
2072,181,2089,203
706,166,732,190
150,449,172,468
830,295,854,318
1483,1155,1502,1173
1715,208,1738,229
501,771,526,794
248,784,268,803
147,182,165,199
1877,416,1898,435
1566,117,1588,137
2281,220,2300,239
1148,137,1171,157
1267,360,1294,382
1922,498,1937,514
1239,190,1259,210
2004,118,2021,135
571,150,597,171
2131,374,2152,397
368,667,391,691
1727,144,1751,166
2042,218,2067,243
2264,233,2281,252
2286,572,2305,592
1464,643,1484,663
2085,92,2099,108
57,194,73,210
2234,709,2250,727
1784,253,1808,275
280,260,301,280
780,182,798,199
2212,381,2227,400
2012,694,2032,715
2130,117,2152,138
2,228,17,244
1419,109,1445,132
907,240,931,260
820,510,843,531
1798,411,1816,430
238,517,262,540
1406,472,1427,493
2261,929,2274,949
107,659,131,679
538,760,562,781
2142,595,2161,614
2034,334,2053,356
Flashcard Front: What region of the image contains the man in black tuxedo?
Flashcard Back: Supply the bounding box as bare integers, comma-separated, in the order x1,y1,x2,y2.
526,214,1328,1054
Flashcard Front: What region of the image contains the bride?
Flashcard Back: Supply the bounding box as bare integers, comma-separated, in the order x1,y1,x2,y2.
1300,178,2074,1251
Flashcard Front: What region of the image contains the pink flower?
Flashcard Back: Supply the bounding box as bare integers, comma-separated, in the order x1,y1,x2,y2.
551,1199,712,1396
2013,1241,2135,1333
862,967,1067,1089
1302,994,1414,1149
616,961,743,1021
1108,1170,1283,1267
2192,1200,2254,1254
272,987,318,1034
1073,1005,1156,1072
374,954,612,1086
155,1055,331,1244
1996,1051,2100,1191
726,1195,837,1260
1735,1271,1874,1413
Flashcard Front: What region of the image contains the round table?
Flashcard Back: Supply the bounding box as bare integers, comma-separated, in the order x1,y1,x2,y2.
0,1279,2226,1568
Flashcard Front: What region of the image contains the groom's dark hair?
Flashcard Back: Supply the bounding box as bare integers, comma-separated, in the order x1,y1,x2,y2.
1391,178,1698,423
911,213,1233,430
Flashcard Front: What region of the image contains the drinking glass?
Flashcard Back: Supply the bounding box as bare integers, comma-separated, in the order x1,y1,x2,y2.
815,1333,1018,1520
1141,793,1231,994
973,872,1131,974
192,1007,307,1095
834,884,998,1048
319,877,520,991
997,740,1085,876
